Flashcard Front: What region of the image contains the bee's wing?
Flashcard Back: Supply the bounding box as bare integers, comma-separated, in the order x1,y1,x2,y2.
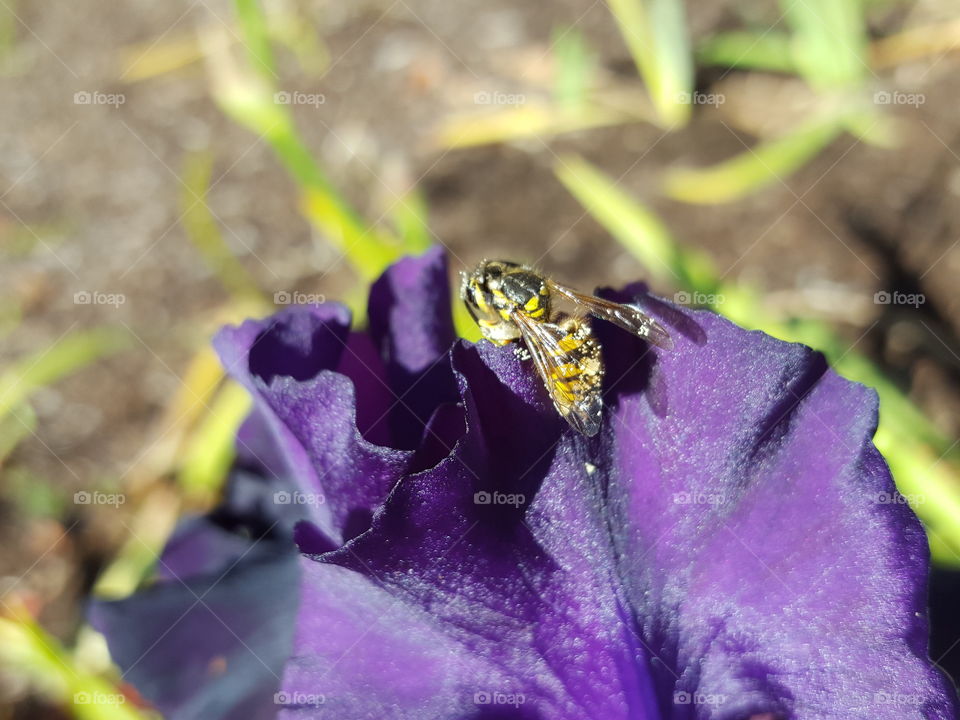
511,311,603,437
547,281,673,350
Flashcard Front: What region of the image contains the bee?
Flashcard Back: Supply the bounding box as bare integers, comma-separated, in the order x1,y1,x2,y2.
460,259,672,436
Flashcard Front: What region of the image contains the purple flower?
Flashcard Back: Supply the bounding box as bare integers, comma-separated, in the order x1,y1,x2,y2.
92,248,958,719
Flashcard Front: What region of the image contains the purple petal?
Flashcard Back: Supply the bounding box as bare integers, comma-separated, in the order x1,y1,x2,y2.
90,536,299,720
597,293,957,718
281,343,659,718
275,293,955,719
339,331,394,447
214,304,414,545
277,558,541,719
212,249,463,545
100,256,956,720
93,432,310,720
156,465,303,583
367,246,459,449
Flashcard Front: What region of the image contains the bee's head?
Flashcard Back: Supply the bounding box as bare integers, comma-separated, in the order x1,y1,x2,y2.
471,259,519,294
461,260,497,315
460,260,529,345
461,260,513,319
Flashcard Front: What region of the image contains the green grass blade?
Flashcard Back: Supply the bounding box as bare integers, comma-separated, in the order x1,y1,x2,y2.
453,298,481,342
605,0,693,126
434,101,641,149
267,11,330,77
663,117,843,204
234,0,276,76
0,610,152,719
781,0,868,89
181,151,267,303
214,78,401,281
204,2,406,281
0,402,37,464
554,155,715,289
697,31,797,73
553,27,593,112
390,188,433,255
93,486,181,599
0,0,17,60
0,328,130,422
177,381,251,503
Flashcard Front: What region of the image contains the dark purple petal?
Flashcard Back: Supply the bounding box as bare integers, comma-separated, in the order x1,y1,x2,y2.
273,292,955,719
280,342,654,718
92,453,305,719
212,249,463,545
243,304,352,384
367,246,459,449
339,331,394,447
214,305,413,545
90,536,299,720
277,558,540,719
931,567,960,688
93,415,311,719
99,256,956,720
156,464,304,583
593,292,955,718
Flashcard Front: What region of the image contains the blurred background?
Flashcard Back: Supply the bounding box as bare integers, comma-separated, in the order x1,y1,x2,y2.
2,0,960,717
